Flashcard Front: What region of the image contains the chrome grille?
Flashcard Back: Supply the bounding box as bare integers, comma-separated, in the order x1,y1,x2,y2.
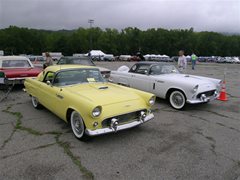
197,90,215,98
102,110,146,128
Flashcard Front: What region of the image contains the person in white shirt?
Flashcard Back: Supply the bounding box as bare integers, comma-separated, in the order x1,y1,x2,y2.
178,50,187,71
44,52,53,69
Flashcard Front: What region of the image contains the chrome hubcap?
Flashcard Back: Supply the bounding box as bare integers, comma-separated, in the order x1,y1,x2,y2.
71,112,84,137
173,94,183,106
170,91,185,109
32,97,38,107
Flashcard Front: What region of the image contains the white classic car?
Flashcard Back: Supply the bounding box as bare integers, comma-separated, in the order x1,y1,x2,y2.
110,62,222,110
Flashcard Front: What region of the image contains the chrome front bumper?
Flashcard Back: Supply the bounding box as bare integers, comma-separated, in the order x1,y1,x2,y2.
85,113,154,136
187,90,219,104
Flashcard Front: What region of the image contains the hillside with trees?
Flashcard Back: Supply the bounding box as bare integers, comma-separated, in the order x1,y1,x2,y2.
0,26,239,56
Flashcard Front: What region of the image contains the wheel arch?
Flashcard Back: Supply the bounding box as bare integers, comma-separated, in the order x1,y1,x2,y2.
66,106,87,125
165,87,187,100
66,108,74,123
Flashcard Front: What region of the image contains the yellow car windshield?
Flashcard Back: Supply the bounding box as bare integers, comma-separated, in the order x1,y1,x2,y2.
53,68,105,86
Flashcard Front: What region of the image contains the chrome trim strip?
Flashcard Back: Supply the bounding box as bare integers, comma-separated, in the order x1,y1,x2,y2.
85,113,154,136
8,77,36,80
3,77,37,84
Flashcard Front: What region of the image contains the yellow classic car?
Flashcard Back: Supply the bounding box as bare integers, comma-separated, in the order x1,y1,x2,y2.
24,65,155,140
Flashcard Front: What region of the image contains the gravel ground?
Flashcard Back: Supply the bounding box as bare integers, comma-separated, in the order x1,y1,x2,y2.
0,62,239,180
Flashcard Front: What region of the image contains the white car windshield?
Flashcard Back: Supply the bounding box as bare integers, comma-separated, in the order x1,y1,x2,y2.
52,68,105,86
149,65,179,75
2,60,31,68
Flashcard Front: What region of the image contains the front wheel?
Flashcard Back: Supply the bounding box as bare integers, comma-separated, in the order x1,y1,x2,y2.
70,111,89,141
169,90,186,110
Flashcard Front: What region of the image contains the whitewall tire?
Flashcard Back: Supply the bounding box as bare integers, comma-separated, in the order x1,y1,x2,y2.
169,90,186,110
70,111,88,141
31,96,41,109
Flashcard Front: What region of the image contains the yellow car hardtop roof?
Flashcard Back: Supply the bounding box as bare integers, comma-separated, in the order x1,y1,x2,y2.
45,64,99,72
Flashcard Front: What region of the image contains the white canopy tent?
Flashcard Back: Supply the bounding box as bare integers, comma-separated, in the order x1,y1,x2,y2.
86,50,106,57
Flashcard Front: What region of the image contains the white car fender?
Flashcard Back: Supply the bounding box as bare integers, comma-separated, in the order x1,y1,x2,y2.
118,77,130,87
165,86,187,99
110,71,130,87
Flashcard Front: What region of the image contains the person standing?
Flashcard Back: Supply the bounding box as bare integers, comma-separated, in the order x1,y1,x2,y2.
191,52,197,70
178,50,187,72
44,52,53,69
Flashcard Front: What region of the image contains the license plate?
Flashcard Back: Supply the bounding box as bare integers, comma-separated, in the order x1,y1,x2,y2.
0,78,5,84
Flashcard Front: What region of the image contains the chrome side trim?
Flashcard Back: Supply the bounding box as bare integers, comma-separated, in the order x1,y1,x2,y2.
8,77,36,80
85,113,154,136
4,77,37,84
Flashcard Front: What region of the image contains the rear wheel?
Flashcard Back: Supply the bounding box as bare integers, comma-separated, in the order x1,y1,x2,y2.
169,90,186,110
70,111,89,141
31,96,42,109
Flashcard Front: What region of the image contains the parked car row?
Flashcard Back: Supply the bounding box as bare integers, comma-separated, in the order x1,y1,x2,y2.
144,54,172,62
216,57,240,64
95,55,240,64
0,56,154,140
0,56,111,86
1,55,223,141
172,56,240,64
15,52,240,64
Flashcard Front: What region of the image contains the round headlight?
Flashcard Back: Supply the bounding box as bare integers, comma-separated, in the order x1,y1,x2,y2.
92,106,102,117
149,96,155,106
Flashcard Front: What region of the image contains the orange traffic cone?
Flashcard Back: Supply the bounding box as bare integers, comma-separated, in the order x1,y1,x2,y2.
217,80,228,101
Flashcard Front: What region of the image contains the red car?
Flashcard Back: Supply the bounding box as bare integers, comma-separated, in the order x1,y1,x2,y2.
0,56,42,85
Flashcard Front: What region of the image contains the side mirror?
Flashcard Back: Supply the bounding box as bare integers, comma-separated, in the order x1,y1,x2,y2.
46,80,52,86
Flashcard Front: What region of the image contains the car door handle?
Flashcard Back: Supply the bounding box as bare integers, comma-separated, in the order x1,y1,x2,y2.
56,94,64,99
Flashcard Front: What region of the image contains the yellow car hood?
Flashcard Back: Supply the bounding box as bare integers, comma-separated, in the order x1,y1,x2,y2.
64,83,142,106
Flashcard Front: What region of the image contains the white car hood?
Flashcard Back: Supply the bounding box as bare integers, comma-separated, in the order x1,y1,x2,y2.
152,73,220,86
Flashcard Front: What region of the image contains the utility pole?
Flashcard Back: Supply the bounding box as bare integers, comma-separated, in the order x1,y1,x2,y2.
88,19,94,51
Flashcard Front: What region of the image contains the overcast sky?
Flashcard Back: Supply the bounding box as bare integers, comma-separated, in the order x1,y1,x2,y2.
0,0,240,33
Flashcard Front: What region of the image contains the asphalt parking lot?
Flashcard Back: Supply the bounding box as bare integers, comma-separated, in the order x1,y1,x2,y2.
0,62,239,180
